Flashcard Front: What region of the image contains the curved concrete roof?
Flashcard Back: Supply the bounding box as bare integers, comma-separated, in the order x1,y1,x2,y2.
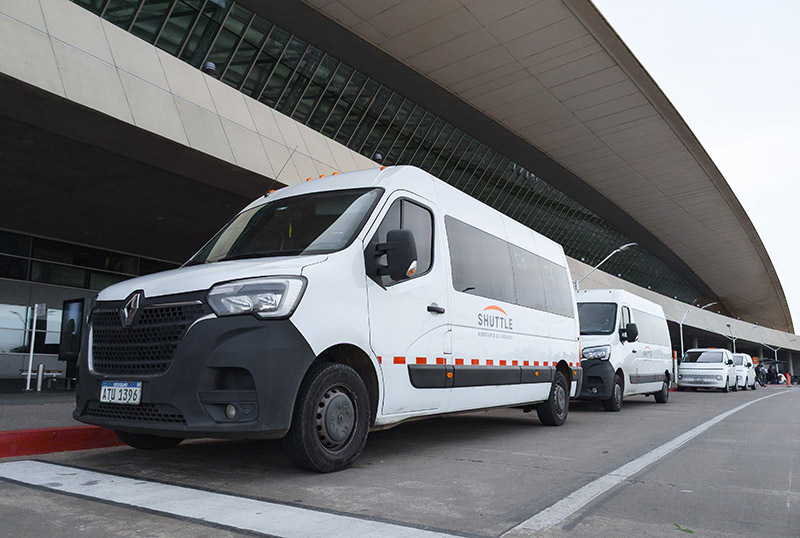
295,0,791,332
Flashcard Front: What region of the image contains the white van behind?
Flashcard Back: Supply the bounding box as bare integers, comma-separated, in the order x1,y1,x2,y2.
74,166,581,472
732,353,757,390
677,348,737,391
576,289,672,411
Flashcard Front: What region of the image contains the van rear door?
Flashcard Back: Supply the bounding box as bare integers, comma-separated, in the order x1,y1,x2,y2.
364,194,451,415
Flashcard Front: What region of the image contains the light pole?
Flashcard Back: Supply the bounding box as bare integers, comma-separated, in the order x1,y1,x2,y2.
574,242,637,291
679,301,717,358
724,323,738,353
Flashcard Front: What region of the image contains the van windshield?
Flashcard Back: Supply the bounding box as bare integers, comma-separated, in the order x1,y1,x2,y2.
187,188,383,265
682,351,723,363
577,303,617,335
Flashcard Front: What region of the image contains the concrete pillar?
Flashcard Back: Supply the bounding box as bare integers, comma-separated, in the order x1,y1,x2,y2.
757,347,764,364
691,337,699,349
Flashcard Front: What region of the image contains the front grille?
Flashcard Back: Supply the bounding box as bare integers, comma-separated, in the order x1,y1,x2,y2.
85,401,186,424
91,302,208,375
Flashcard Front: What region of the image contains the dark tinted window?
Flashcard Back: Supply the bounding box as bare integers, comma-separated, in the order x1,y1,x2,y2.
578,303,617,335
541,257,574,317
372,199,433,287
445,216,515,304
510,245,546,311
0,230,31,257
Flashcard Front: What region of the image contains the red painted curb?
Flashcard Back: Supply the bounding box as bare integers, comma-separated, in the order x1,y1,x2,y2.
0,426,123,458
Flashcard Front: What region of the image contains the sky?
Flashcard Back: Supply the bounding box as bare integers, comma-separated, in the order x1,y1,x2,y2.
591,0,800,333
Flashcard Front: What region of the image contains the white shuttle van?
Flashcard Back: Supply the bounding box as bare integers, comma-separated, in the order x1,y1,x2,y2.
732,352,757,390
576,289,672,411
74,166,582,472
677,348,737,391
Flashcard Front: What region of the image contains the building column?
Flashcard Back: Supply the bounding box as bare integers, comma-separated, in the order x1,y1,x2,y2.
691,337,699,349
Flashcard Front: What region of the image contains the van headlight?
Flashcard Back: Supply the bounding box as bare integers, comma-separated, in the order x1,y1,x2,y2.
208,277,307,319
715,375,723,381
582,345,611,360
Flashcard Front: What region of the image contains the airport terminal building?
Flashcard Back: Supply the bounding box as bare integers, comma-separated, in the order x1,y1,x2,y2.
0,0,797,377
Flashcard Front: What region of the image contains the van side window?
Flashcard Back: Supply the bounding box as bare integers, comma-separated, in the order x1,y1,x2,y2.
445,216,515,304
445,216,574,317
372,199,433,286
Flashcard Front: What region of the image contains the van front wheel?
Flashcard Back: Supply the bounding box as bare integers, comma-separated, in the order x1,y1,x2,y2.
282,362,370,473
602,374,624,412
537,371,568,426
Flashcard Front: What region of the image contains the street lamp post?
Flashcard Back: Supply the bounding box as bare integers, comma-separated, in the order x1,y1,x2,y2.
574,242,637,291
679,302,717,358
724,323,738,353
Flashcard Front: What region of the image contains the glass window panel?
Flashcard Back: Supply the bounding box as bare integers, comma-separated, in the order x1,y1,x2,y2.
260,36,307,106
0,230,31,257
385,106,424,163
222,38,258,88
90,271,130,291
156,0,200,55
349,86,392,152
72,0,107,15
103,0,139,29
244,16,272,47
292,55,339,123
307,64,353,130
32,238,138,274
276,47,323,115
0,254,29,281
205,27,238,74
334,79,380,145
445,216,515,304
401,200,434,276
31,262,88,289
180,1,228,67
321,71,366,138
224,4,252,37
139,258,179,275
130,0,172,43
372,98,413,160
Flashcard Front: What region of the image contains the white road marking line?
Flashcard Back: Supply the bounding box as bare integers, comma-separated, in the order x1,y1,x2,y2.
503,391,790,535
0,461,457,538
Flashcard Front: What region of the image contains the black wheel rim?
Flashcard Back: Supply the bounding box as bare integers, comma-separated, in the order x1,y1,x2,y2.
315,385,356,452
614,382,622,405
554,383,567,417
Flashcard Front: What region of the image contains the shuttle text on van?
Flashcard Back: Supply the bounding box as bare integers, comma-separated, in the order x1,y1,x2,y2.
477,305,513,330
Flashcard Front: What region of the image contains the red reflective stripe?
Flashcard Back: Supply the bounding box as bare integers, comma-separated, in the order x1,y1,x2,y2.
455,358,464,365
472,359,479,365
416,357,427,364
436,357,446,365
487,359,494,365
394,357,405,364
377,356,382,364
534,361,539,366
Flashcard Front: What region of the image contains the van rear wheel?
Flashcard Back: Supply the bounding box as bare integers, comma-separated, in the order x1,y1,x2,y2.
537,371,568,426
602,374,624,412
654,380,669,403
114,431,183,450
282,362,370,473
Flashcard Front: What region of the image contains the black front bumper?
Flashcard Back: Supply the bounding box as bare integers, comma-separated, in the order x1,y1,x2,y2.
578,359,615,400
74,294,316,439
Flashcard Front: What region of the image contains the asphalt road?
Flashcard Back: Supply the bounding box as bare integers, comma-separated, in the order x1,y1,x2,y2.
1,386,797,537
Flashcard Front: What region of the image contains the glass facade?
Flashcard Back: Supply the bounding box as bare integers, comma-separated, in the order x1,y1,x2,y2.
0,229,179,291
70,0,703,304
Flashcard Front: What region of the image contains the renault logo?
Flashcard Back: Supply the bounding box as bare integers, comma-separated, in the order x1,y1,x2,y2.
120,291,142,327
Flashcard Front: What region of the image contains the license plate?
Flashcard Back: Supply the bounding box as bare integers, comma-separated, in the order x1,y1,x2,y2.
100,381,141,405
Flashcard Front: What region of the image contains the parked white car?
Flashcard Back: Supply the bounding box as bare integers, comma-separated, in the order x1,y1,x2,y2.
733,353,757,390
677,348,737,392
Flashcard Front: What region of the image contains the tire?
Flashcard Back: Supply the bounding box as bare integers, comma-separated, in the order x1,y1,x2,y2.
537,371,569,426
602,374,624,412
281,362,370,473
654,380,669,404
722,379,729,393
732,380,738,392
114,430,184,450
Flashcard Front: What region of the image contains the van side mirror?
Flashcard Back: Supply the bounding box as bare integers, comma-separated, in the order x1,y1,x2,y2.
376,229,418,282
747,363,752,368
727,359,734,365
621,322,638,342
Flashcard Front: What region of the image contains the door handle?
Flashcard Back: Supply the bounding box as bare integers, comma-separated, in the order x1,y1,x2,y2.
427,304,445,314
632,350,637,354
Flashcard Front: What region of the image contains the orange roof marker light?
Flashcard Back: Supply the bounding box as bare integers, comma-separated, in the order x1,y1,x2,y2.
380,166,387,170
332,172,339,175
319,174,326,178
305,177,312,182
